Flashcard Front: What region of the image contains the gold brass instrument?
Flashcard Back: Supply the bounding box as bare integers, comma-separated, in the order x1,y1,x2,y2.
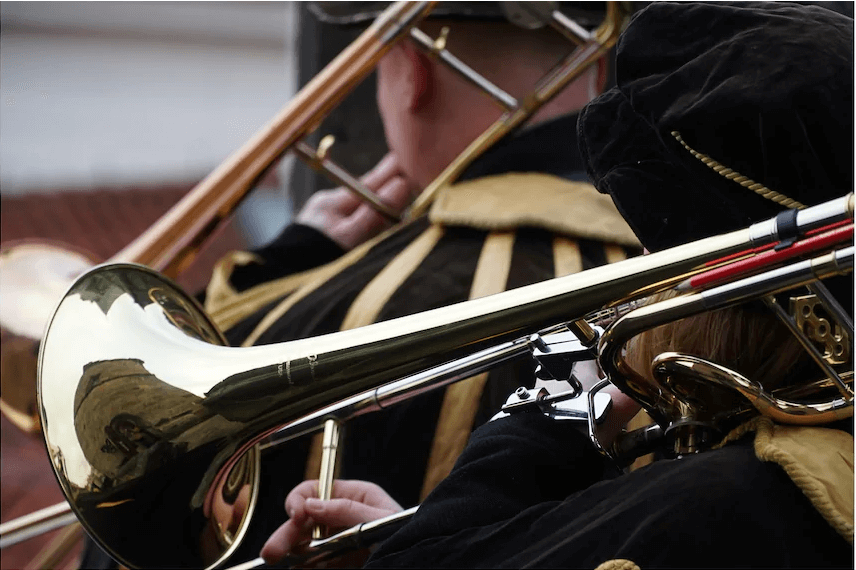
0,0,434,433
1,0,635,564
7,1,854,568
0,0,626,431
0,2,436,563
29,193,854,569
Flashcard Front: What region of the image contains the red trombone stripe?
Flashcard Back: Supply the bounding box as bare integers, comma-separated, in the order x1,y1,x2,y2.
679,224,853,291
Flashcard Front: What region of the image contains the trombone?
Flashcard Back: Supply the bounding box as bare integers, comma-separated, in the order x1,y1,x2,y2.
1,0,626,428
1,0,634,565
0,0,434,433
30,193,856,569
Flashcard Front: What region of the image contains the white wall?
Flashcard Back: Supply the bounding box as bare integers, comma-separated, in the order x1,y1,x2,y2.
1,1,300,244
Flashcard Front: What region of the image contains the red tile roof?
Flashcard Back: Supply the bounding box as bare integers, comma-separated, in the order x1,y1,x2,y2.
1,184,247,294
1,184,248,569
1,413,82,570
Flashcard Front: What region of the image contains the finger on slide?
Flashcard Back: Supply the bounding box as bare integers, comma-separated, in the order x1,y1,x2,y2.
261,519,310,565
304,497,392,529
360,153,401,190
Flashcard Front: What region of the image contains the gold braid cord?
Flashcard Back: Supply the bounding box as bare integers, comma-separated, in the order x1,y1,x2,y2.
671,131,805,210
594,559,641,570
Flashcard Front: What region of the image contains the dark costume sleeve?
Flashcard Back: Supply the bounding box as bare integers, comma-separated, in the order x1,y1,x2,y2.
140,113,637,568
228,223,345,292
366,413,609,565
383,413,609,540
367,419,851,569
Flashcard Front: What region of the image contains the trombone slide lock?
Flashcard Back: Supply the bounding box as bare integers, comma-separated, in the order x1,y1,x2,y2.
491,385,611,424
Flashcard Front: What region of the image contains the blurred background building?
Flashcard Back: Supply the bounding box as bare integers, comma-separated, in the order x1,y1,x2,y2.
1,2,299,286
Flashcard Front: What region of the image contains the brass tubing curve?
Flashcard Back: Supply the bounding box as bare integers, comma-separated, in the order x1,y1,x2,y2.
35,199,852,568
36,233,736,568
652,353,853,425
586,379,615,457
599,246,854,429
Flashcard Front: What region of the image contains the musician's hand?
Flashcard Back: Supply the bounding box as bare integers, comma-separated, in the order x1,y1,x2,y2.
260,479,403,565
296,153,419,250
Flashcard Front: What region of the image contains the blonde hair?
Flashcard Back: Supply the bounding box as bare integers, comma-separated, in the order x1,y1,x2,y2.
625,292,812,392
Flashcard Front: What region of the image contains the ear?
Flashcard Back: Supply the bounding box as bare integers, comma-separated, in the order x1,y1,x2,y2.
401,42,433,111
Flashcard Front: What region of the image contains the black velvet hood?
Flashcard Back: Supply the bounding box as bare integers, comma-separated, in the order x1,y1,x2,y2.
579,1,853,252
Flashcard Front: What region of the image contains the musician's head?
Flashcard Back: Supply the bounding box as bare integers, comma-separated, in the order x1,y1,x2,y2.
311,2,609,188
579,1,853,253
580,2,852,398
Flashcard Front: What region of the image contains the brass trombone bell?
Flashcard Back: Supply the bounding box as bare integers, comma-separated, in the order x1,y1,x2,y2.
0,1,438,435
0,0,630,436
3,4,638,565
36,195,854,569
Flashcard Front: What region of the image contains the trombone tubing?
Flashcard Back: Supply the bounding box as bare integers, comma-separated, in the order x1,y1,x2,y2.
175,195,854,458
598,243,854,427
109,1,436,277
213,226,855,567
0,503,76,549
0,334,534,551
407,1,631,217
32,196,852,569
292,141,402,222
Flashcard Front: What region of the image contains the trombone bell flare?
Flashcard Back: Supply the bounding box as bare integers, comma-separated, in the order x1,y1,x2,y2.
37,195,854,569
37,266,260,569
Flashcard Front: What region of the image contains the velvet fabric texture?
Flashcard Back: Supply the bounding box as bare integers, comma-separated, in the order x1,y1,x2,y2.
218,114,639,564
80,110,641,570
364,4,855,567
366,413,851,569
579,1,853,253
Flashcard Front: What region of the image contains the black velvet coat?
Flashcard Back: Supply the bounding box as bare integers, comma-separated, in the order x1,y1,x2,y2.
81,114,641,568
366,413,852,569
223,114,640,562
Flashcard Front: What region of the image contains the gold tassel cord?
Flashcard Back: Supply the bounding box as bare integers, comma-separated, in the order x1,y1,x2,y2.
671,131,805,210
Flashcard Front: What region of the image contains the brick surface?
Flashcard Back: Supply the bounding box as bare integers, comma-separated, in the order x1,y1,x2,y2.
0,185,247,293
1,185,248,568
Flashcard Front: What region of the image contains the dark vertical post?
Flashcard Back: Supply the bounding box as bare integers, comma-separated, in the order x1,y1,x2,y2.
288,3,389,211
